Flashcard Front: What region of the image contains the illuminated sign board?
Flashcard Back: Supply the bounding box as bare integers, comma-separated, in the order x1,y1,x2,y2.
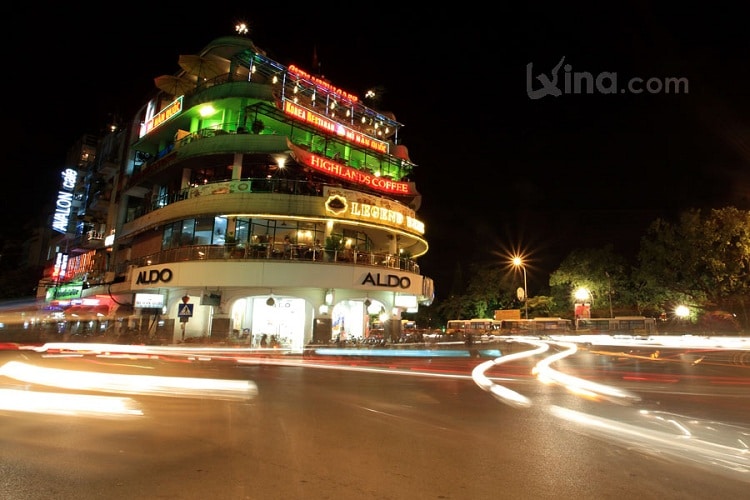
104,232,115,247
141,96,183,137
134,293,165,308
287,65,358,103
51,168,77,234
323,186,425,235
394,294,418,308
283,99,388,154
288,140,411,196
52,252,69,281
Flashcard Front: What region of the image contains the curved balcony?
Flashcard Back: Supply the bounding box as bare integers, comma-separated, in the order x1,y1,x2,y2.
120,177,428,258
118,243,419,276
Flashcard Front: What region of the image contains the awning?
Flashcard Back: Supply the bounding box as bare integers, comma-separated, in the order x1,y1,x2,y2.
65,305,110,318
154,74,195,96
178,54,226,80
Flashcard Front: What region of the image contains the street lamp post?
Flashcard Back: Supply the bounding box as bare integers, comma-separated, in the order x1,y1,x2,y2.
512,257,528,320
574,287,592,323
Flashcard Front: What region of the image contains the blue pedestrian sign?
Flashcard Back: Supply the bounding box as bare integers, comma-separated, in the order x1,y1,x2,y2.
178,303,194,317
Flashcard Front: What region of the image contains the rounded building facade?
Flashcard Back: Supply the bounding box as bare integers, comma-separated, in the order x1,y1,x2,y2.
42,35,434,351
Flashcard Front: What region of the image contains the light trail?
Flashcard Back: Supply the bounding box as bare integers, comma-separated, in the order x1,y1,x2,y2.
0,360,257,401
0,388,143,417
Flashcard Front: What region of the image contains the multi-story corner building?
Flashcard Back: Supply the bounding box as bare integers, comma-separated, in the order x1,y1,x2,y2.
39,33,434,350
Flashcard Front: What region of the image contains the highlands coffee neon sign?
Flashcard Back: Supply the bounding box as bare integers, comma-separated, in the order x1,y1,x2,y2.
288,140,411,195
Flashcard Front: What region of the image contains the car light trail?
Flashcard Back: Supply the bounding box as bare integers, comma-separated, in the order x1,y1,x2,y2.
0,361,257,401
471,339,549,408
549,405,750,482
0,388,143,417
533,341,641,404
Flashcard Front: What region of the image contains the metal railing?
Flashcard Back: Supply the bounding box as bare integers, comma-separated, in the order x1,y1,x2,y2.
116,244,419,275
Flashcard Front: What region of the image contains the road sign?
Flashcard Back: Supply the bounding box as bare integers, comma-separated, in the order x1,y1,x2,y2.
178,303,194,317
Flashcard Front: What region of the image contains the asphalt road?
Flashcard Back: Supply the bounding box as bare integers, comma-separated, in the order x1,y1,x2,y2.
0,342,748,499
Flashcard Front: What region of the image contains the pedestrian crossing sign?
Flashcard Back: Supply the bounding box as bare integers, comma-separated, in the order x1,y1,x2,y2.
178,303,194,317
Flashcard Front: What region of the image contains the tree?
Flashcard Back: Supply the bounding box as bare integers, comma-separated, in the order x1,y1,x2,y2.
635,207,750,327
431,262,518,323
548,245,629,316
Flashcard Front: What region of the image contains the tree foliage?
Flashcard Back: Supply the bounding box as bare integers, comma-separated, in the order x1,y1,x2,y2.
636,207,750,320
426,207,749,331
548,245,629,316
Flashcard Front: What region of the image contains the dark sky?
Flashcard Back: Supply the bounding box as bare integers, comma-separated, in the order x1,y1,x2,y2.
6,6,749,298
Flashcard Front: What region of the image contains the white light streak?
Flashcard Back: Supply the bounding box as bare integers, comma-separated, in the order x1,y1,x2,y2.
0,388,142,417
0,361,257,401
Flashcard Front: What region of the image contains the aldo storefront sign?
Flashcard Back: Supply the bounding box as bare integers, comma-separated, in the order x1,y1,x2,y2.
135,268,173,286
361,272,410,289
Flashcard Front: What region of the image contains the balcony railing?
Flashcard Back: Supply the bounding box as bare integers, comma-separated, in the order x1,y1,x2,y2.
127,176,323,222
115,244,419,276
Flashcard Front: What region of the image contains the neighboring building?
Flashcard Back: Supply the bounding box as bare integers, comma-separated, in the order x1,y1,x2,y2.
36,33,434,350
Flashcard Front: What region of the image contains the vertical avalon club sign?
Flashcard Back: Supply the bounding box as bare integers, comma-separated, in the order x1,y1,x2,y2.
51,168,78,234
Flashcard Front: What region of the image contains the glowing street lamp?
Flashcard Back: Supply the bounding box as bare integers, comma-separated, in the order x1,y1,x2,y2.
675,305,690,319
512,256,528,320
235,23,249,36
574,287,592,321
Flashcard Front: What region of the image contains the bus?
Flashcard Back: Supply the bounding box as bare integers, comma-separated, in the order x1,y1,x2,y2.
575,316,657,336
446,319,502,337
497,318,574,335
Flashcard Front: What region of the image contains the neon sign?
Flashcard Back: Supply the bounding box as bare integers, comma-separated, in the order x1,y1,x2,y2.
323,186,425,235
52,252,69,281
288,140,411,195
51,168,77,234
287,65,358,103
142,96,183,137
283,99,388,154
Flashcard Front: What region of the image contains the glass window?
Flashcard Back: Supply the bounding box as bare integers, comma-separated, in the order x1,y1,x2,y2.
213,217,228,245
180,219,195,246
235,219,250,246
194,217,214,246
162,225,173,249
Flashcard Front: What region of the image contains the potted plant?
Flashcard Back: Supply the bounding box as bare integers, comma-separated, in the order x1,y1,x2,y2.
251,119,265,135
324,236,343,262
224,233,238,257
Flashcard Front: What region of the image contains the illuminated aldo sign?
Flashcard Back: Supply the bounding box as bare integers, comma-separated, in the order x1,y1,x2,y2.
361,272,410,288
136,268,173,285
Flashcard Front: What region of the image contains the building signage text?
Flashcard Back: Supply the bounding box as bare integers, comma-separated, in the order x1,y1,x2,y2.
283,100,388,154
288,140,411,196
142,96,183,136
135,268,173,285
287,65,358,103
323,187,425,235
52,168,78,234
361,272,411,288
52,252,69,282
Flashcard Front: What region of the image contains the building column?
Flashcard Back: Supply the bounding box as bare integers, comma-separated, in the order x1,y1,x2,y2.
232,153,243,179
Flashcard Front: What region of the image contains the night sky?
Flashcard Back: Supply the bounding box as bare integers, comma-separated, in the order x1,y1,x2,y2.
5,6,749,299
